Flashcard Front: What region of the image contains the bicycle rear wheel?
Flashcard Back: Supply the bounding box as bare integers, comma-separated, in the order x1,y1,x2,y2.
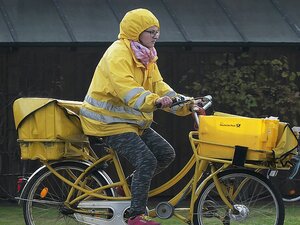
22,161,114,225
193,168,284,225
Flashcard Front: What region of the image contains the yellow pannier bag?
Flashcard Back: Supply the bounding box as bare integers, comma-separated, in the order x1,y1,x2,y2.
274,122,298,166
13,98,89,160
198,113,298,164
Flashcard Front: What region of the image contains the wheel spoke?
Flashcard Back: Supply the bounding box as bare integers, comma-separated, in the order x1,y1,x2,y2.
22,162,113,225
193,169,284,225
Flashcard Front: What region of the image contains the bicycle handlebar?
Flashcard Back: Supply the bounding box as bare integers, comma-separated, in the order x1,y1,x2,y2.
155,95,213,128
155,96,190,109
156,95,212,110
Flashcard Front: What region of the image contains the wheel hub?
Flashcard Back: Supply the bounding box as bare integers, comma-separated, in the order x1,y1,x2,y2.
229,204,249,221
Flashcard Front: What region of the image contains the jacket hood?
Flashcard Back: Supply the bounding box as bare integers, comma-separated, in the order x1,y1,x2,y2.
118,8,160,42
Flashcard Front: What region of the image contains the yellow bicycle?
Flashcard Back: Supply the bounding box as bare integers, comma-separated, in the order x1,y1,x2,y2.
13,96,298,225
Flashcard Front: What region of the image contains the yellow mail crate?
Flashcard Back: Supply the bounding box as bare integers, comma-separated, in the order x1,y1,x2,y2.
198,115,279,161
13,98,88,160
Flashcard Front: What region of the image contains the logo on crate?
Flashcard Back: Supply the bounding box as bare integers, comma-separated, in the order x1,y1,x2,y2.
220,122,241,128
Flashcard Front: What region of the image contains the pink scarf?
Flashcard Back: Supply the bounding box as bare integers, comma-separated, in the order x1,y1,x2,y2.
130,41,157,67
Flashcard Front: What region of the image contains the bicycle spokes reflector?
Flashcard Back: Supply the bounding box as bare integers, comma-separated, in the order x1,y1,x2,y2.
40,187,49,198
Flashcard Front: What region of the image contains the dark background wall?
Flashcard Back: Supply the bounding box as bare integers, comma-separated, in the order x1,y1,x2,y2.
0,45,300,199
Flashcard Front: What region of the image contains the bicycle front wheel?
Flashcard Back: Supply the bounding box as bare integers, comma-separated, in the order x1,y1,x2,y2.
22,161,114,225
193,168,284,225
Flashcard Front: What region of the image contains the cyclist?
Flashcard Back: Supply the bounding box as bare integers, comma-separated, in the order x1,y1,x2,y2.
80,8,202,225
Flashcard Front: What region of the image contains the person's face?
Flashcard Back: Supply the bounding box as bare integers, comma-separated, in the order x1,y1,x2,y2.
139,26,160,48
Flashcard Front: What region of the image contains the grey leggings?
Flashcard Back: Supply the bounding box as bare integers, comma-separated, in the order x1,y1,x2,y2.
103,128,175,216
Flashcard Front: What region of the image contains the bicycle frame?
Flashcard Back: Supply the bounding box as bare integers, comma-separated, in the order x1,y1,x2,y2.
34,128,264,224
15,96,294,225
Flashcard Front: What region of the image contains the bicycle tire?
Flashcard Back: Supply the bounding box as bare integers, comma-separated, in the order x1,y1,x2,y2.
22,161,114,225
193,168,284,225
267,169,300,202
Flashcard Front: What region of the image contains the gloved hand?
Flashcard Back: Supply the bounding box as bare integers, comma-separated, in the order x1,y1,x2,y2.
190,105,206,115
155,96,173,108
190,99,206,115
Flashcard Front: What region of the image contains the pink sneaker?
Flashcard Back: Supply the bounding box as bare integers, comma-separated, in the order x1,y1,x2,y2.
127,215,161,225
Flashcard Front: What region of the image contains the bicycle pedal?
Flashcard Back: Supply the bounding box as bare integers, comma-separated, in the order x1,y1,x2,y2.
74,200,130,225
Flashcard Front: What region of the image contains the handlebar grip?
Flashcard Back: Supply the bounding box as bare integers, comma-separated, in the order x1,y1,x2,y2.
203,101,212,110
203,95,212,102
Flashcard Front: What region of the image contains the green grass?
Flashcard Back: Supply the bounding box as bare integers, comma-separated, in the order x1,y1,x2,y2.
0,203,24,225
0,202,183,225
1,202,300,225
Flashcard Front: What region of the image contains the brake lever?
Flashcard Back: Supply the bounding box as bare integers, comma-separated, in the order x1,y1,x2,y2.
170,99,192,107
156,95,212,109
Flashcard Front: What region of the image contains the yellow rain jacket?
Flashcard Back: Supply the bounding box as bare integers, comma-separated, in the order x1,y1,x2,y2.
80,8,190,136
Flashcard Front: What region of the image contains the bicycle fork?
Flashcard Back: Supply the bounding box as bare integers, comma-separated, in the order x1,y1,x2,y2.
211,165,250,224
210,165,235,211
